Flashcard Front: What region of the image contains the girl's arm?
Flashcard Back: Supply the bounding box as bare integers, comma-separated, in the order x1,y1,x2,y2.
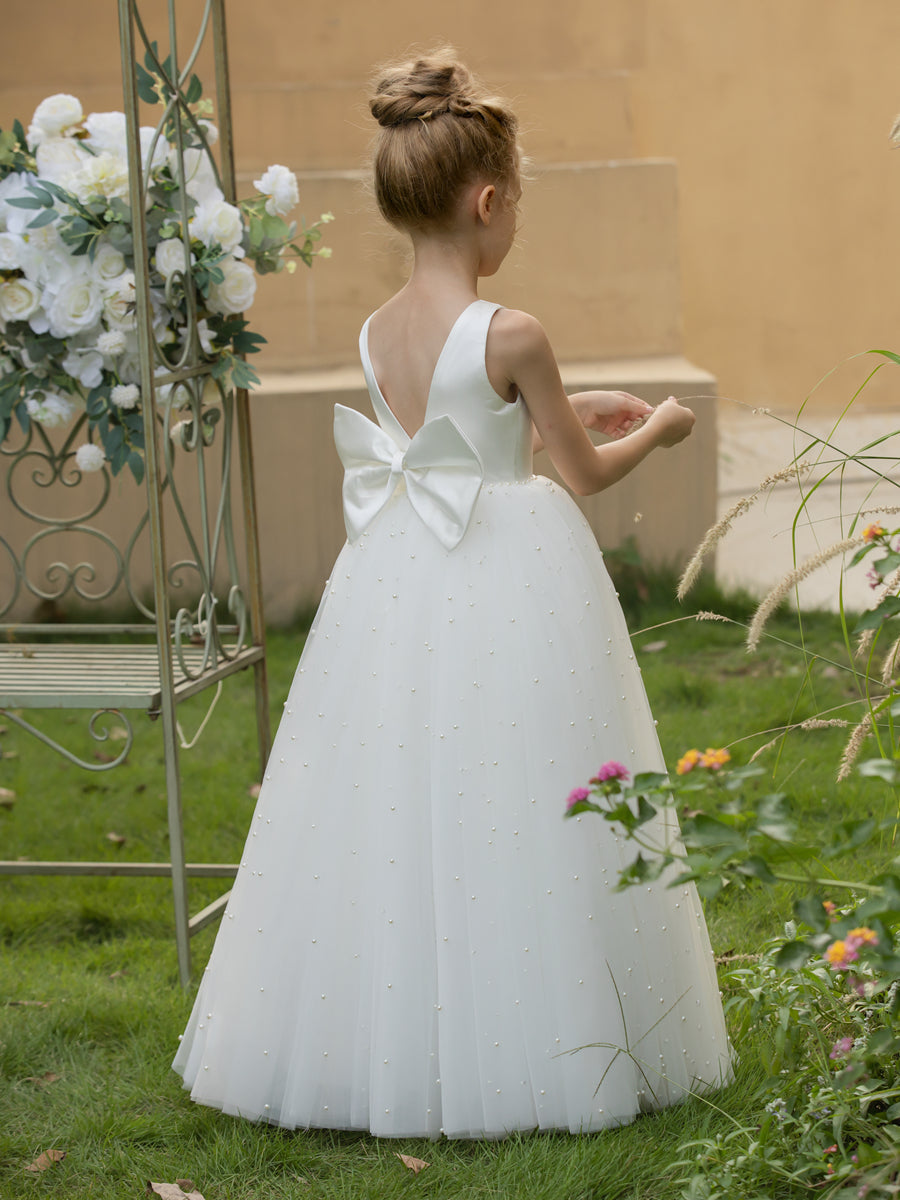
488,309,695,497
530,390,653,453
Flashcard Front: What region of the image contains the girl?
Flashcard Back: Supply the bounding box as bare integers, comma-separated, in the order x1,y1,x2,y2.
174,50,731,1139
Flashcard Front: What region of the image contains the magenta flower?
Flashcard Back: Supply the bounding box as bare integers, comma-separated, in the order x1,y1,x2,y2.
829,1036,853,1060
566,787,591,811
590,761,630,784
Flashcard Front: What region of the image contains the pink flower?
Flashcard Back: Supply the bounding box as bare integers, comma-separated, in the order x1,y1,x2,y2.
590,761,629,784
566,787,590,811
829,1037,853,1060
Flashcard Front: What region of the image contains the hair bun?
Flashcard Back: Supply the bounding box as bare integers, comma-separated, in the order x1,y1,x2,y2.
369,52,474,127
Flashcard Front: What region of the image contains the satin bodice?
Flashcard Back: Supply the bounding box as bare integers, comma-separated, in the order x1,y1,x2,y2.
359,299,534,484
334,300,534,550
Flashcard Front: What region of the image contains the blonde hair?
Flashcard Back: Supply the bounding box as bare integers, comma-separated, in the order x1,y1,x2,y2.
369,49,519,230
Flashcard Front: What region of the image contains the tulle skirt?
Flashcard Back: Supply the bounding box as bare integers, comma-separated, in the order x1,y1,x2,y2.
173,476,731,1138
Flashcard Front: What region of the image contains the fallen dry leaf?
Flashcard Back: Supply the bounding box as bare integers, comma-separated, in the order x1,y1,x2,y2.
105,831,127,846
25,1148,65,1172
0,724,7,734
108,969,128,981
93,750,115,763
247,782,262,799
147,1182,205,1199
7,1000,49,1008
0,750,17,760
641,640,668,653
396,1153,430,1175
24,1072,61,1085
108,726,129,740
0,787,16,809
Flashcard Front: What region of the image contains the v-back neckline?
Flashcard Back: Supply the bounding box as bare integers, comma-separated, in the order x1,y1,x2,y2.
361,300,482,442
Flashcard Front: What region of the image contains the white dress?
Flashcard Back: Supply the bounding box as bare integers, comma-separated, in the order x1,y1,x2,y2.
173,299,731,1138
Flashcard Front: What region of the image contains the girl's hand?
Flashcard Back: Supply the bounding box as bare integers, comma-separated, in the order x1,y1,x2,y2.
644,396,696,447
571,390,654,439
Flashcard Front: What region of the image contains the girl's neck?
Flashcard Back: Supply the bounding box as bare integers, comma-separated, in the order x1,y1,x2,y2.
405,227,481,306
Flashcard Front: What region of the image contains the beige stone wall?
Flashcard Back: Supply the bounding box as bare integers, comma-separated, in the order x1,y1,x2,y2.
630,0,900,414
5,2,898,410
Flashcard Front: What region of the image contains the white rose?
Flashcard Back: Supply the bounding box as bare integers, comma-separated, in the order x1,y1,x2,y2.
111,383,140,410
28,94,83,144
69,152,130,203
253,164,299,216
75,442,105,472
25,391,78,428
102,272,136,328
0,232,25,270
96,329,127,356
83,112,127,156
155,237,195,280
34,137,90,185
207,257,256,315
92,242,127,283
84,113,165,170
47,276,104,337
189,197,243,253
0,278,42,323
179,148,222,205
19,224,75,290
62,347,104,389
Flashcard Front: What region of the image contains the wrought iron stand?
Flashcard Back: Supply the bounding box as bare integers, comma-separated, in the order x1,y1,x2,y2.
0,0,270,986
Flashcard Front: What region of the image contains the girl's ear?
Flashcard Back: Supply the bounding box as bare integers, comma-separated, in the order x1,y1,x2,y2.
475,183,496,225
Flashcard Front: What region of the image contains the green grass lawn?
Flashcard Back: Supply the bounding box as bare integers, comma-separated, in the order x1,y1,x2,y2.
0,595,888,1199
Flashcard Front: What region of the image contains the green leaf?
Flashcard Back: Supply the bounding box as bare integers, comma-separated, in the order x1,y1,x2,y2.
774,940,813,970
136,62,160,106
696,875,724,901
794,894,829,932
735,856,777,884
854,596,900,632
127,451,145,485
866,1028,900,1056
26,208,58,229
870,349,900,368
683,813,745,850
185,74,203,105
229,357,260,390
6,194,47,210
857,758,900,784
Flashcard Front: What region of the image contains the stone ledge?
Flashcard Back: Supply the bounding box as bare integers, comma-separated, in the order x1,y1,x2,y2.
254,355,715,399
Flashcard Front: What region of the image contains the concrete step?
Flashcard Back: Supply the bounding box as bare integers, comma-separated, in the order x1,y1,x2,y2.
243,158,683,373
249,355,716,622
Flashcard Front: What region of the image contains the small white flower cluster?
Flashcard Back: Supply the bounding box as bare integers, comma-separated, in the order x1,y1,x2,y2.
1,88,316,476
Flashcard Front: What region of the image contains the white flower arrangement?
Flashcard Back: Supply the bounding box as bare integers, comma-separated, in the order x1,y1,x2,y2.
0,72,331,482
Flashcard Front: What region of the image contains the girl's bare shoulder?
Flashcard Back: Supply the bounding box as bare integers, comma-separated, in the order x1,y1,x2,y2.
488,307,554,370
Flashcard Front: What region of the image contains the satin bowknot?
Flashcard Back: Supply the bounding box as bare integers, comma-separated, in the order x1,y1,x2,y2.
334,404,483,551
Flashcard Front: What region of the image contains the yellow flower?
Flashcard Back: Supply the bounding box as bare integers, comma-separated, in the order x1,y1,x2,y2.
699,747,731,770
825,940,849,965
676,749,701,775
863,522,886,542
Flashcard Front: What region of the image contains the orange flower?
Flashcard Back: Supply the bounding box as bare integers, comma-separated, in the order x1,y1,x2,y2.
863,522,886,542
847,926,879,946
825,939,854,968
676,749,701,775
699,747,731,770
